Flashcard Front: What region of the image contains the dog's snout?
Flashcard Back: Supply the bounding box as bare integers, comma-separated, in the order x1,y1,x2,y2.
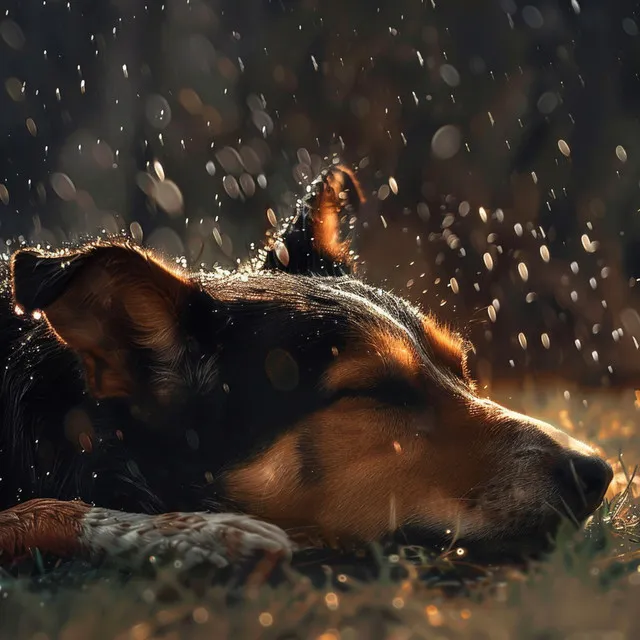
553,454,613,521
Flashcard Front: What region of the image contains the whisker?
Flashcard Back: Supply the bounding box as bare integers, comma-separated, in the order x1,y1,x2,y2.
555,496,581,529
568,458,587,508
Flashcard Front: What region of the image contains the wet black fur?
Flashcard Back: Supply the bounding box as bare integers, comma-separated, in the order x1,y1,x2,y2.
0,264,435,515
0,167,429,519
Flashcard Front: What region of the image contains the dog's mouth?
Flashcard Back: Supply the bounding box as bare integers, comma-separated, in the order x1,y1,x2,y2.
388,509,590,564
289,519,561,578
285,503,602,564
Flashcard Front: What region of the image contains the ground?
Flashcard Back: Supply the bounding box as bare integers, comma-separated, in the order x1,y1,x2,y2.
1,385,639,640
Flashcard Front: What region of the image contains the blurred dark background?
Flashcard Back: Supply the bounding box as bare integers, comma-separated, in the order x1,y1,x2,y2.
1,0,640,392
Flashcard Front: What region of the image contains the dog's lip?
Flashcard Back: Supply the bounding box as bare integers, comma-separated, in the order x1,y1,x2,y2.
389,515,564,563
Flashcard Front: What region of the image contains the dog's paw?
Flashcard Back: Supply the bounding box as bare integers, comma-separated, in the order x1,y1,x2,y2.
80,508,294,572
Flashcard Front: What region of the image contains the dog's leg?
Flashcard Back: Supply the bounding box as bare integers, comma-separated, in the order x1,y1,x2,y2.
0,499,293,571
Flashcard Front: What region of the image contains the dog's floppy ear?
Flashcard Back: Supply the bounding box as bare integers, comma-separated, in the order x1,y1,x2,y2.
11,241,196,399
262,164,365,276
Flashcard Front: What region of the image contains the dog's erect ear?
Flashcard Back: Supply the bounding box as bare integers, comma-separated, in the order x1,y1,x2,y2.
11,241,197,399
262,165,365,276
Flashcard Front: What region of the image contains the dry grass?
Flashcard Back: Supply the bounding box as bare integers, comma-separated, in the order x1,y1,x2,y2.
2,386,640,640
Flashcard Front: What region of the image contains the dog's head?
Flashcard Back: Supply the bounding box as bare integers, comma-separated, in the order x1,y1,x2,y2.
10,166,612,558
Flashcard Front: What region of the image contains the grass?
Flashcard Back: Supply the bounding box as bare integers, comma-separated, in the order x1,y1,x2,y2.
1,386,640,640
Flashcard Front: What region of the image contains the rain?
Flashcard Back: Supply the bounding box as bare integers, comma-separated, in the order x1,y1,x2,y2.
1,0,640,638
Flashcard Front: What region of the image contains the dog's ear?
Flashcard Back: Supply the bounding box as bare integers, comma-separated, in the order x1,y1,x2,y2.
262,165,365,276
11,241,198,399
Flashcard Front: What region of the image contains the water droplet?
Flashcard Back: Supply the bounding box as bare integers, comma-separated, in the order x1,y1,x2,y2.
130,221,143,243
153,160,165,181
537,92,558,115
50,173,76,201
0,20,25,50
5,77,24,102
616,145,628,162
540,245,550,262
522,5,544,28
274,240,290,267
216,147,244,174
517,262,529,282
581,234,597,253
439,64,460,87
146,227,185,256
622,18,639,36
558,139,571,157
153,180,183,215
222,175,241,199
239,173,256,197
431,125,461,160
145,94,172,129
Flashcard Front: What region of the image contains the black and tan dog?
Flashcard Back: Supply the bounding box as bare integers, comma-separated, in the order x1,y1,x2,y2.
0,166,612,570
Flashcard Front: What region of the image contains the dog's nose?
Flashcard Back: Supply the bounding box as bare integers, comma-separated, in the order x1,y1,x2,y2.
553,453,613,521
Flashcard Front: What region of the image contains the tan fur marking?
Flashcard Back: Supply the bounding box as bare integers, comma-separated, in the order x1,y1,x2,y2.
323,330,420,392
226,315,574,547
225,397,496,545
23,243,194,397
312,166,365,263
421,315,466,378
79,352,131,399
225,432,305,529
0,499,90,558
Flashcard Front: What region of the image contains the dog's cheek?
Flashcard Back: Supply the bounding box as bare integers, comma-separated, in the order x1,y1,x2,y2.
223,432,306,521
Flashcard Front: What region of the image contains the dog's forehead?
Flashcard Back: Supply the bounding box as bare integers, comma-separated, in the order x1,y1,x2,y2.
200,271,465,370
202,271,420,332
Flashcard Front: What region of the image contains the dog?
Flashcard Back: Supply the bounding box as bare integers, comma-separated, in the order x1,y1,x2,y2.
0,165,613,571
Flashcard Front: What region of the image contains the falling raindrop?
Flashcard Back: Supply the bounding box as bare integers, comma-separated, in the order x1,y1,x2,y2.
431,125,462,160
50,173,76,201
145,94,172,129
222,175,241,199
153,181,184,216
558,139,571,157
517,262,529,282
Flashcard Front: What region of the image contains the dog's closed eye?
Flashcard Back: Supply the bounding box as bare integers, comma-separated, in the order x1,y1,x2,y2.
328,376,426,408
